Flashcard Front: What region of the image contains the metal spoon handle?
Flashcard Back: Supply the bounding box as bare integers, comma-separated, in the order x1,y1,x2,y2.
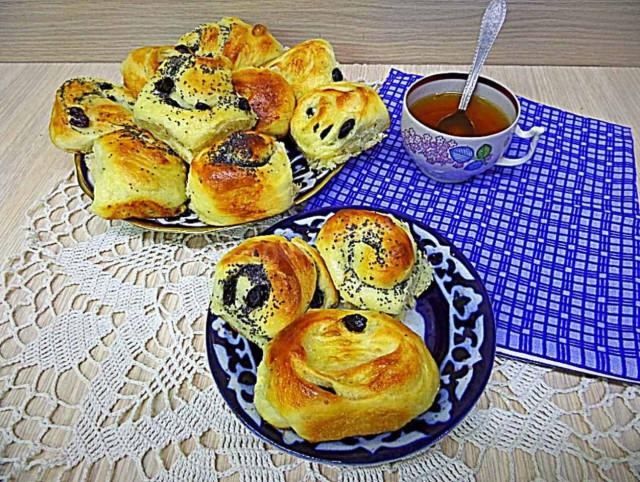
459,0,507,111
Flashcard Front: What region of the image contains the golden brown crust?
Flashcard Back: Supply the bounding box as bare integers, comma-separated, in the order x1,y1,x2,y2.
318,209,415,288
49,77,136,153
315,209,433,314
264,39,340,100
186,131,294,225
88,128,187,219
290,81,390,169
254,309,440,442
177,17,283,69
133,54,257,162
121,45,176,97
231,68,295,138
210,235,317,346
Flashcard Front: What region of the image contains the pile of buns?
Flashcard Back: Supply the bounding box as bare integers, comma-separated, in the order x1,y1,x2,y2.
48,18,391,226
211,209,440,442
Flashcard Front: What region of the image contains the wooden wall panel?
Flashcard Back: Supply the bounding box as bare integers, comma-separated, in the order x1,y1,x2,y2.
1,0,639,66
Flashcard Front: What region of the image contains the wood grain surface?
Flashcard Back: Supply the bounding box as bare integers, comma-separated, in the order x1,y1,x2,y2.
1,0,640,66
0,63,639,481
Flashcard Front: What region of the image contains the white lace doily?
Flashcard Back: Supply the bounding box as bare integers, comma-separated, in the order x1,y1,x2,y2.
0,173,638,481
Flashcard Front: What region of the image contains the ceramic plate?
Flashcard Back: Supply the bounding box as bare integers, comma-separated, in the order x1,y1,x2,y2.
205,206,496,465
74,138,344,233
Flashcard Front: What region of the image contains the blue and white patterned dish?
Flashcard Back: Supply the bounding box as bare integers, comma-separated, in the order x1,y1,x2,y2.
205,206,496,465
74,137,343,233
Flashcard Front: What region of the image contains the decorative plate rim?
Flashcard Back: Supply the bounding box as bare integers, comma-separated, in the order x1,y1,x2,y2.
205,205,497,466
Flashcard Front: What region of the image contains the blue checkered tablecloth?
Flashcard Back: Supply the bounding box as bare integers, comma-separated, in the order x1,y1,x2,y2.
304,69,640,383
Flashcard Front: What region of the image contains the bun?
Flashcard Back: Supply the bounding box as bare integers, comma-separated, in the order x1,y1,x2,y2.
231,68,295,138
187,131,294,226
264,39,341,100
87,128,187,219
49,77,136,153
121,45,176,97
290,81,390,169
210,235,317,346
177,17,283,69
254,309,440,442
133,54,257,162
315,209,433,314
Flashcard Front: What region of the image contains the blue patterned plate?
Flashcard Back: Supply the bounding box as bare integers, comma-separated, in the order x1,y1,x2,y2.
205,206,496,465
74,137,343,233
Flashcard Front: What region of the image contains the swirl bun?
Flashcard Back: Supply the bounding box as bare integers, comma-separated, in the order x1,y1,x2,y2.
187,131,294,226
211,235,320,346
133,54,257,162
254,309,440,442
121,45,176,97
264,39,340,100
176,17,283,69
88,128,187,219
49,78,136,153
315,209,433,314
290,82,390,169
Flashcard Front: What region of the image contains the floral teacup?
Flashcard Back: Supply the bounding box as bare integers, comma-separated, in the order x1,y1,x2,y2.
401,73,545,183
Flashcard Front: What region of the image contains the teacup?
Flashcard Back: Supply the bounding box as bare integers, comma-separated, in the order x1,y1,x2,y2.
401,73,545,183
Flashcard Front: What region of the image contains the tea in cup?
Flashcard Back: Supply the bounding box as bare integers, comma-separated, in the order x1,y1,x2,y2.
401,73,545,183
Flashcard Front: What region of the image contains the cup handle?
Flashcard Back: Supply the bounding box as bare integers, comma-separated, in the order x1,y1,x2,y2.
495,125,546,167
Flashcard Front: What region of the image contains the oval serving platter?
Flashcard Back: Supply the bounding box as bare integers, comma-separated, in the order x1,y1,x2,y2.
206,206,496,465
74,137,344,234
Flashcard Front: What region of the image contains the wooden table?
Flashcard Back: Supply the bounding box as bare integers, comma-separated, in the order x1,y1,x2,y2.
1,63,639,480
